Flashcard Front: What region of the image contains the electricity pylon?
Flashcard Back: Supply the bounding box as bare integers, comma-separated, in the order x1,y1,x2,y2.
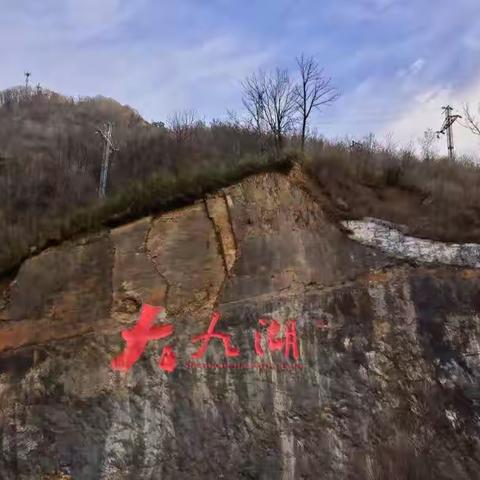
96,122,118,199
435,105,462,160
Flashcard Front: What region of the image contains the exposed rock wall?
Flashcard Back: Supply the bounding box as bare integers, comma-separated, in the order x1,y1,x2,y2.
1,169,480,479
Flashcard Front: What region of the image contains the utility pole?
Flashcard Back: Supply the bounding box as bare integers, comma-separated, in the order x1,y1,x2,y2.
435,105,462,160
96,122,118,199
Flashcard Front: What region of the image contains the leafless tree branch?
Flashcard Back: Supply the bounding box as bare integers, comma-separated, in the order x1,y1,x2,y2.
294,54,340,150
242,68,296,152
241,72,267,134
418,128,438,161
167,109,198,144
462,103,480,136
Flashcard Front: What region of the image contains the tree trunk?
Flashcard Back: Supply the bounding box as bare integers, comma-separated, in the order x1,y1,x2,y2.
301,117,306,151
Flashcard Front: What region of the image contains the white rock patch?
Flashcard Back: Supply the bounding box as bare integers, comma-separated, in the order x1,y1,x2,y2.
342,218,480,267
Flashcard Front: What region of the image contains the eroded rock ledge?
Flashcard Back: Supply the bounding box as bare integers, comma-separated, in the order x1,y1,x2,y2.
343,217,480,268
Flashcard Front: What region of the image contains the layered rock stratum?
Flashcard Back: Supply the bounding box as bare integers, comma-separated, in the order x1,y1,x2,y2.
1,166,480,479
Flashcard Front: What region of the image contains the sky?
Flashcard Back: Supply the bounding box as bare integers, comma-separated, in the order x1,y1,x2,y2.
1,0,480,156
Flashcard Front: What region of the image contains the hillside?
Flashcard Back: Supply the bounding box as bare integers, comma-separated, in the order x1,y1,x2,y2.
0,86,146,160
0,87,271,277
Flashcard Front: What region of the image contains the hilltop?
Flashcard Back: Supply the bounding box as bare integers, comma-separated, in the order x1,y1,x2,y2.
0,86,146,160
2,87,480,281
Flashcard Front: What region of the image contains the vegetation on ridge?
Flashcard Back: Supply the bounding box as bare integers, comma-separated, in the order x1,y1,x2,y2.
2,81,480,278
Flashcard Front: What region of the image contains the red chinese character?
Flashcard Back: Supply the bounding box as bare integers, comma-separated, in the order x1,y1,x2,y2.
158,346,176,372
254,318,300,361
284,320,299,361
191,311,240,359
111,304,176,372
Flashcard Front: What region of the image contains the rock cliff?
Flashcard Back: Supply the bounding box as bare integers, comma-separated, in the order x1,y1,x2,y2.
1,166,480,479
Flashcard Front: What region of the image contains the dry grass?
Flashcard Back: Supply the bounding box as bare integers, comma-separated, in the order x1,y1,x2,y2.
0,90,272,276
0,151,294,276
305,139,480,243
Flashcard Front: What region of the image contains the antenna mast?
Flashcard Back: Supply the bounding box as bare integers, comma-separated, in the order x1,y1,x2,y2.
24,71,31,90
435,105,462,160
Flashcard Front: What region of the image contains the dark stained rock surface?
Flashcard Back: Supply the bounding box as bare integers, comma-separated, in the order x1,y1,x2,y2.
1,169,480,479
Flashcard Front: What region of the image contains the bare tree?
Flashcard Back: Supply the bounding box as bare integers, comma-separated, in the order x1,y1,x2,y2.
294,54,339,150
383,131,398,155
241,72,266,134
167,109,198,145
463,103,480,136
418,128,438,161
264,68,297,151
242,68,296,152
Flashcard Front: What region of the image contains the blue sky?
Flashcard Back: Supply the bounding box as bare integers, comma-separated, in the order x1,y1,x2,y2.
2,0,480,154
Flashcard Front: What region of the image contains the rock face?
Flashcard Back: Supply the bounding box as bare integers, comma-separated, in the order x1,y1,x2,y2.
1,168,480,479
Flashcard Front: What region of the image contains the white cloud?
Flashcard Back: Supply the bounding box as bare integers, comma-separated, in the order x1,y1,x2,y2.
0,0,136,43
381,75,480,158
397,58,425,79
331,0,399,21
1,0,479,155
0,2,273,121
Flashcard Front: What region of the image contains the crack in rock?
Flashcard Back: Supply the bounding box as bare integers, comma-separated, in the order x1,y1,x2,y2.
144,217,171,310
204,195,237,274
